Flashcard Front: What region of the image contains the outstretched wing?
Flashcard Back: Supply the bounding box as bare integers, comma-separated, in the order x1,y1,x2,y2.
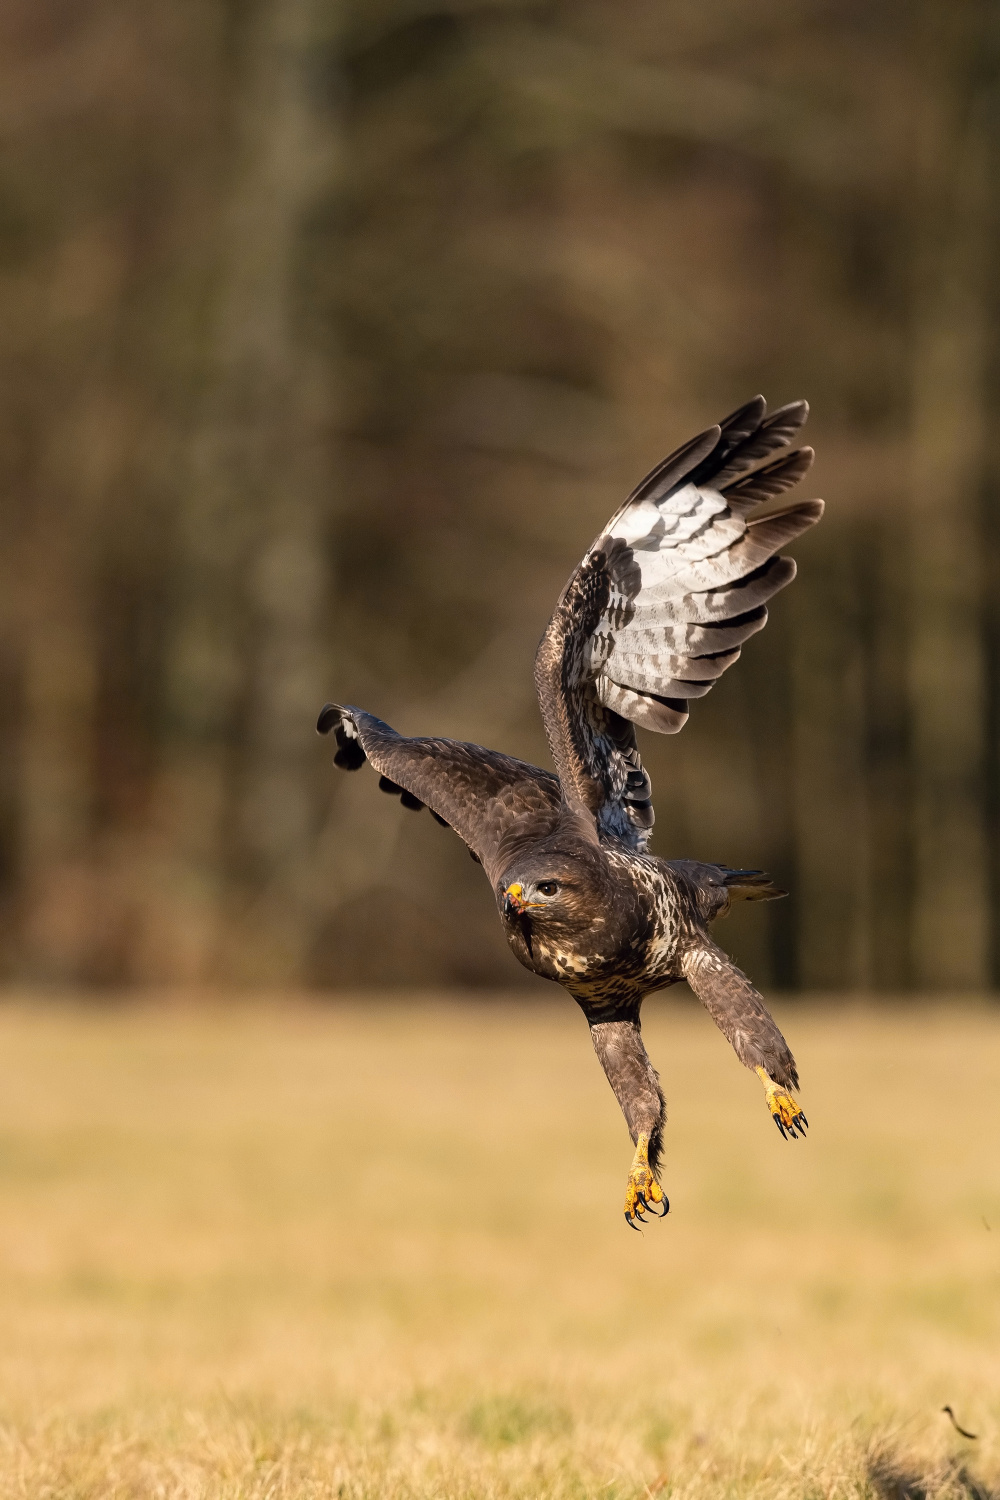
317,704,560,885
534,396,823,848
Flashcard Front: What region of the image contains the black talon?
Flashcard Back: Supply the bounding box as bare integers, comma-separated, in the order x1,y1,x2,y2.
625,1213,641,1232
774,1116,787,1139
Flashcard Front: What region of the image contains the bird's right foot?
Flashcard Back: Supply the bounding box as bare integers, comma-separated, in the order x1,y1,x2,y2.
623,1132,669,1229
755,1067,808,1139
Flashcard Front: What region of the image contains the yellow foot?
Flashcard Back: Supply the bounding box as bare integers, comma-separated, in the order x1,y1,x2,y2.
756,1067,808,1140
624,1132,669,1230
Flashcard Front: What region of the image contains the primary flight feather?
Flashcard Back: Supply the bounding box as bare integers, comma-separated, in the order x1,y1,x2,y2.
319,395,822,1226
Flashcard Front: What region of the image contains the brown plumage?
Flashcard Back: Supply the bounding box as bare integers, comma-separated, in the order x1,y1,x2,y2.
319,396,821,1225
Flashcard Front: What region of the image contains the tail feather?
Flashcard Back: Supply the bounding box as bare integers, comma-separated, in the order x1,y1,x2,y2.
722,867,787,902
666,859,786,924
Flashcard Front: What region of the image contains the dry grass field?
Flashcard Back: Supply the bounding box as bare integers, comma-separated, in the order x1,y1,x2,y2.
0,994,996,1499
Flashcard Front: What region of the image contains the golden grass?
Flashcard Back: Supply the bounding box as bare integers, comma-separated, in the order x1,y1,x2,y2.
0,993,996,1498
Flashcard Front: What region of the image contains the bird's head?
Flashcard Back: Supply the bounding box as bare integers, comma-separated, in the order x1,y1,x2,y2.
497,845,606,951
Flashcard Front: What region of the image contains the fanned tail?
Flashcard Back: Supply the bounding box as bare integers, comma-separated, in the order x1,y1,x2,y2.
722,867,786,902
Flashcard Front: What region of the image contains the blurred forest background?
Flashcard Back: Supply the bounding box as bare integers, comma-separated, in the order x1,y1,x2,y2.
1,0,999,993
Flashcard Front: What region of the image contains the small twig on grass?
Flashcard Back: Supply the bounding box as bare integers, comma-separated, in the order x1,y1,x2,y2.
942,1407,978,1441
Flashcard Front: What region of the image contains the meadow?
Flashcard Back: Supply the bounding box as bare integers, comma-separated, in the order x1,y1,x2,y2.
0,993,996,1499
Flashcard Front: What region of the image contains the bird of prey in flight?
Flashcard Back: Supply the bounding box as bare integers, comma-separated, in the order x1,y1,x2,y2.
319,396,822,1227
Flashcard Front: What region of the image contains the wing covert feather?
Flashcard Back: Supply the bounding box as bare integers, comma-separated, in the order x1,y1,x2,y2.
318,705,560,884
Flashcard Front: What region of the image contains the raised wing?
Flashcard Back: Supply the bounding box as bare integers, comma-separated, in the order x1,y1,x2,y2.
317,704,560,886
534,396,823,848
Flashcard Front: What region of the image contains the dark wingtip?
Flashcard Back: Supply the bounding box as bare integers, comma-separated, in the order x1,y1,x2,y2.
333,742,366,770
720,394,766,431
766,397,809,430
317,703,340,735
320,703,367,770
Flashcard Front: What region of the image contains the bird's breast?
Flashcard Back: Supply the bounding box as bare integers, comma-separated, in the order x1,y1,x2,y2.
533,939,594,980
499,859,686,990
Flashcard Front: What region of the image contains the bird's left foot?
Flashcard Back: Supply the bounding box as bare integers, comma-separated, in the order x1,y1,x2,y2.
756,1067,808,1139
624,1132,669,1229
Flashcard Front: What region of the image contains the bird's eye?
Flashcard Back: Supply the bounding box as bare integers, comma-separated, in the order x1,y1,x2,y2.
537,880,559,897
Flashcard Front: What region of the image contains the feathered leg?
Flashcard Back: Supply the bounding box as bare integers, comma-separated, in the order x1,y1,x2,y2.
588,1016,668,1228
682,939,808,1139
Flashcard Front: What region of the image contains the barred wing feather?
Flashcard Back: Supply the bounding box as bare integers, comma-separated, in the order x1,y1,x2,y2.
534,396,823,847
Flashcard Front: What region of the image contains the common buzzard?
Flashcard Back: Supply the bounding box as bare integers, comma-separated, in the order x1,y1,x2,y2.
319,396,822,1226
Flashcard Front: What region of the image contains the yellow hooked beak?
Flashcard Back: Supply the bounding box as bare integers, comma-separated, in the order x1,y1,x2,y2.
502,882,545,919
503,882,526,918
